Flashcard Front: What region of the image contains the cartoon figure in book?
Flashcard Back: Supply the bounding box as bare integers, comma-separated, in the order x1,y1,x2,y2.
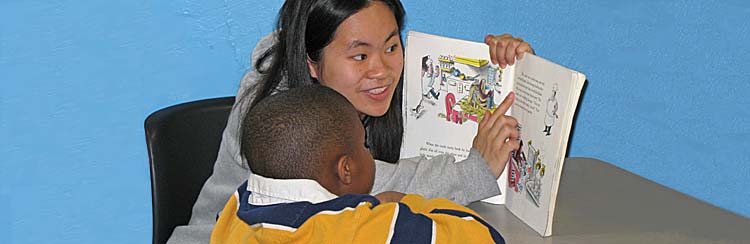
508,139,546,207
468,79,494,110
524,141,545,207
508,139,527,193
421,55,440,100
525,157,545,207
492,67,503,93
543,84,559,136
432,54,501,124
436,65,447,92
437,55,457,86
411,94,435,119
439,72,448,89
410,100,427,119
411,56,441,119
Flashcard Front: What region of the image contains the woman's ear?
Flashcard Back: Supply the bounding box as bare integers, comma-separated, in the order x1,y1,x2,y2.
307,57,320,79
336,155,352,185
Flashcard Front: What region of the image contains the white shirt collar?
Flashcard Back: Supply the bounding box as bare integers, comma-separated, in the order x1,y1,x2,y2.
247,173,338,205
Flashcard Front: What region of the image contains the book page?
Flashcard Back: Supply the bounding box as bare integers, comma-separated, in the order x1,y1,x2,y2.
402,32,586,236
401,31,509,204
504,53,585,236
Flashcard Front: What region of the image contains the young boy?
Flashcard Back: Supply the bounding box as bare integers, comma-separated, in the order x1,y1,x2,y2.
211,85,505,243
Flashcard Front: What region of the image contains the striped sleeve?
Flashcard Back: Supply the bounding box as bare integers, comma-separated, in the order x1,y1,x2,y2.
393,194,506,244
356,194,504,244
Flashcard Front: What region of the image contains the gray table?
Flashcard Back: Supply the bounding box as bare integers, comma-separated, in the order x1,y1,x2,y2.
468,157,750,244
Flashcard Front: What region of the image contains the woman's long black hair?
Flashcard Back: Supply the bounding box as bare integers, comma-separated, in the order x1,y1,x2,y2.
245,0,406,163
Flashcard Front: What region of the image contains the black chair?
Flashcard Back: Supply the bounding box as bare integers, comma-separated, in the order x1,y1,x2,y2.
145,96,235,244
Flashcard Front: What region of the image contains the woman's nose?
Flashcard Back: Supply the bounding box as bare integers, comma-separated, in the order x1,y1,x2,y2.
366,54,388,79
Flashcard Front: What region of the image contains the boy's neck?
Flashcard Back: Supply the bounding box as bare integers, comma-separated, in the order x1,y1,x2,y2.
247,174,339,205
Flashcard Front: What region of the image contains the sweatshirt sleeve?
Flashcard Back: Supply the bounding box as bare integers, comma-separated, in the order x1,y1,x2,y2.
372,148,501,205
351,195,505,244
388,194,506,244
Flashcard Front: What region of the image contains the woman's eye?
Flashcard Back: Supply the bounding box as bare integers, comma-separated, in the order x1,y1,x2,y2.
386,44,397,53
353,54,367,61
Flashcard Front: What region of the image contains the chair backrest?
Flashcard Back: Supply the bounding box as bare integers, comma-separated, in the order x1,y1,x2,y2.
144,96,235,244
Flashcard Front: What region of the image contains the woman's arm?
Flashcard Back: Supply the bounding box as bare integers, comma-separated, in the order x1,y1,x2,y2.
372,92,522,205
371,148,500,206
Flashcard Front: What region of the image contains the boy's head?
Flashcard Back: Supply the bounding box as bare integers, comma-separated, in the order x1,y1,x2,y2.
241,85,375,195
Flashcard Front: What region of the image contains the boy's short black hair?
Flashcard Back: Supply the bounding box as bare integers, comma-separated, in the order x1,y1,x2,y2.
240,84,360,180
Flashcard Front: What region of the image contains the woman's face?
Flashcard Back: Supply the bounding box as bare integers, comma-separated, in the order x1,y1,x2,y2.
308,2,403,117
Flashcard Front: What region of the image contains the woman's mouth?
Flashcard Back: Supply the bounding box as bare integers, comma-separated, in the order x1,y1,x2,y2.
367,86,387,95
364,85,390,100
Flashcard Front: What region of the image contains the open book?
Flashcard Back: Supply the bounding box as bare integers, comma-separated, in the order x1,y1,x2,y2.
401,31,586,236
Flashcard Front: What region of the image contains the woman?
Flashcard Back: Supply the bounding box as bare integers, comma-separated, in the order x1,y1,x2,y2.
168,0,533,243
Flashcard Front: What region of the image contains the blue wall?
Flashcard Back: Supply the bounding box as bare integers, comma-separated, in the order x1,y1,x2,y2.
1,0,748,243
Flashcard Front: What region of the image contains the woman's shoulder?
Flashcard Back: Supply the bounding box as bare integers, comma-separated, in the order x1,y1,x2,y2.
239,31,283,94
248,31,278,74
252,31,278,62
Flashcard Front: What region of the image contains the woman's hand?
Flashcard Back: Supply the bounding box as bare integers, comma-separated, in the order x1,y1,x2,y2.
374,191,406,203
473,92,520,178
484,34,535,68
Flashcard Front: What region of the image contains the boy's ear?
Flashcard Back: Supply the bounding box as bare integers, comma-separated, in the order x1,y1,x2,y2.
307,57,319,79
336,155,352,185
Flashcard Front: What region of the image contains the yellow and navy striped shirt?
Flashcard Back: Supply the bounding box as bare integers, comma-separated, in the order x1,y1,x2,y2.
211,181,504,243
